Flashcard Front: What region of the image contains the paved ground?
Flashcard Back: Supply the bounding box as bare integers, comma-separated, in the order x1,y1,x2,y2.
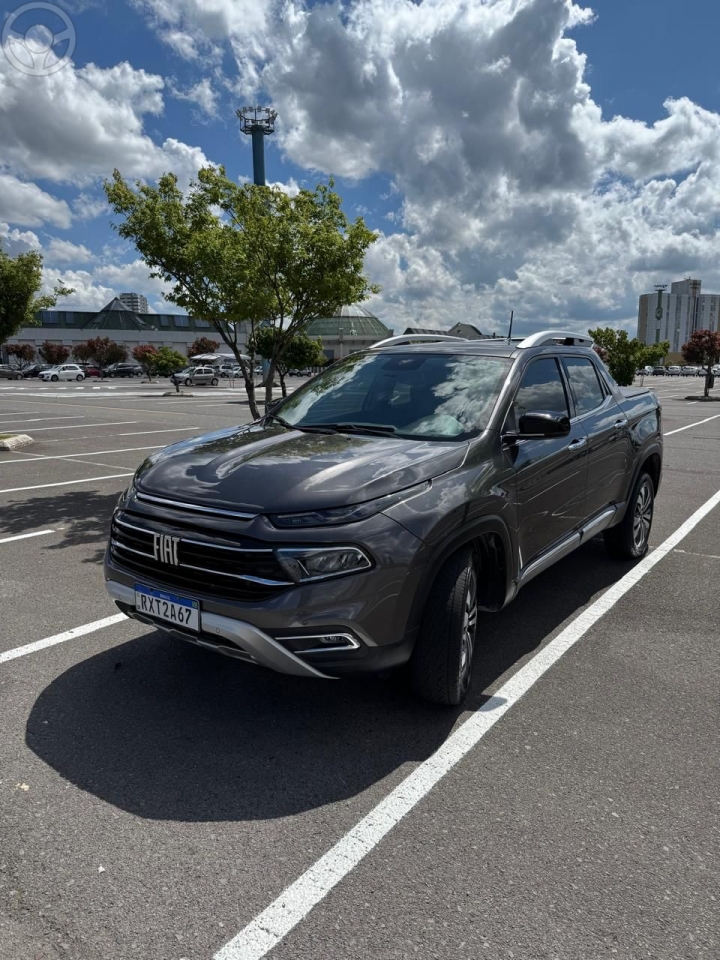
0,376,718,960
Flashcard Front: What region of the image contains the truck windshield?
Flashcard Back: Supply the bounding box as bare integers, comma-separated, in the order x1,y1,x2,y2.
274,352,511,440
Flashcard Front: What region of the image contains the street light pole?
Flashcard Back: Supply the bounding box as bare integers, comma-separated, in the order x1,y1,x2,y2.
237,106,277,186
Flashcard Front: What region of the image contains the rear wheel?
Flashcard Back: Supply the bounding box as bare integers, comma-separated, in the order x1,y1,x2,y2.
14,373,22,380
211,377,219,386
604,471,654,560
410,547,478,706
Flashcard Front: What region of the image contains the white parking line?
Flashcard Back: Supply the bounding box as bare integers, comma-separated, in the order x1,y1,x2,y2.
0,445,162,465
0,529,55,544
0,473,133,494
664,413,720,436
214,485,720,960
2,420,138,433
0,415,84,423
116,427,198,436
0,614,127,665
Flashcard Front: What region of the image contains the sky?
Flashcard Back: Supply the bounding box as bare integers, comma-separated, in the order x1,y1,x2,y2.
1,0,719,336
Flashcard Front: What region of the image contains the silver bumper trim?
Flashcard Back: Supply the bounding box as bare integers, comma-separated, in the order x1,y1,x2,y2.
105,579,333,679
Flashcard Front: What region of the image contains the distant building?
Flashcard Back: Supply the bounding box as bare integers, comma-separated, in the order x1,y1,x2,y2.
306,303,392,360
403,323,487,340
119,292,149,314
638,278,720,357
3,297,247,357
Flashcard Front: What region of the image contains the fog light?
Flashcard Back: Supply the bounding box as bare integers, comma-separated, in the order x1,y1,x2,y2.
295,634,361,654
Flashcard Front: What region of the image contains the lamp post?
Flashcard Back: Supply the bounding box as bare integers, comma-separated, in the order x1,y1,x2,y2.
237,106,277,186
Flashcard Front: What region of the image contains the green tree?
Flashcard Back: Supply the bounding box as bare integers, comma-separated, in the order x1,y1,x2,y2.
132,344,158,380
589,328,670,386
104,166,379,418
189,336,220,357
682,329,720,398
150,346,187,377
251,328,326,396
6,343,36,371
74,337,127,376
0,247,73,347
38,341,70,364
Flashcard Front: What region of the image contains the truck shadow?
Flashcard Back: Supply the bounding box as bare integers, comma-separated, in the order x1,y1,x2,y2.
0,489,119,563
26,539,632,822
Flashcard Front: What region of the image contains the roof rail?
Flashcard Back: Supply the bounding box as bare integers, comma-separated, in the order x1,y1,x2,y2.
370,334,467,349
516,331,594,349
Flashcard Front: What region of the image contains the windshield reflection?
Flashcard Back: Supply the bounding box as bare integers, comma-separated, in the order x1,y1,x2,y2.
276,352,511,441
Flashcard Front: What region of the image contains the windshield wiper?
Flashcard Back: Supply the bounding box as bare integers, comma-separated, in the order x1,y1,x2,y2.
265,413,337,434
312,422,398,436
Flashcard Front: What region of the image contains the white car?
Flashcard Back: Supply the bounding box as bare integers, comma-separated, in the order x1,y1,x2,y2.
667,365,682,376
39,364,86,382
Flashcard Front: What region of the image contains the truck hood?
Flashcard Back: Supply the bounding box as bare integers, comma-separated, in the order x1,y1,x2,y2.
134,422,467,514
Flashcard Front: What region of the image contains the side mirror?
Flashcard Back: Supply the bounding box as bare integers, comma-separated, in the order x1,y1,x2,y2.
516,411,571,439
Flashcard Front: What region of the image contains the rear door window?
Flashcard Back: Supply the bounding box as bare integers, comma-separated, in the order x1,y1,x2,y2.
562,358,605,416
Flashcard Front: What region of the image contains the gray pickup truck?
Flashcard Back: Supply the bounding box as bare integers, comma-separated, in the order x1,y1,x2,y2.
105,331,662,705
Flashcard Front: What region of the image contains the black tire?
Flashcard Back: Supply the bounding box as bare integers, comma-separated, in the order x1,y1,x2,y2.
410,547,478,706
51,374,58,382
186,378,193,387
604,471,654,560
211,377,218,386
14,373,22,380
76,374,83,381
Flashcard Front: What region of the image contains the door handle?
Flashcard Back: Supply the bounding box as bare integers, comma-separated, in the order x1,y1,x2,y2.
567,437,587,450
613,419,626,430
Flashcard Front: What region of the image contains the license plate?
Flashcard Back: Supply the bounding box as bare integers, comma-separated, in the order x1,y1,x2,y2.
134,584,199,631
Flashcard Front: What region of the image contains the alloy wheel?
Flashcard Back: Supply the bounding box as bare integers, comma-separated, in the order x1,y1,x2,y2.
459,565,478,689
632,480,653,552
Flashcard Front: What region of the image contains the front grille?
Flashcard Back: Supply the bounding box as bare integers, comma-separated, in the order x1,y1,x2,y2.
110,511,292,601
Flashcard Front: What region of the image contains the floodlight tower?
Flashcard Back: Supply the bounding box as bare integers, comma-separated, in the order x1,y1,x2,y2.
237,106,277,186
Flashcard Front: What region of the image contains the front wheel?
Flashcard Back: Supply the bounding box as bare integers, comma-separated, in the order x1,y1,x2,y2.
410,547,478,706
51,374,59,382
604,472,654,560
14,373,23,380
76,374,84,381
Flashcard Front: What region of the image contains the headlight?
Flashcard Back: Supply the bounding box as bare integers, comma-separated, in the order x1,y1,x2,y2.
275,546,372,583
269,481,431,528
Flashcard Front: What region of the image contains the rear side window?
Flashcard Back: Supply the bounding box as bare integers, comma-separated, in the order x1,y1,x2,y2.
563,358,605,416
513,358,569,419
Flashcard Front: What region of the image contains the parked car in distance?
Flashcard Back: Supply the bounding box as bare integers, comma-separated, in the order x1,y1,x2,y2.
39,364,85,382
681,366,699,377
170,366,219,387
104,362,143,378
0,364,24,380
78,363,101,377
106,330,663,706
652,366,666,375
667,366,682,376
19,363,49,378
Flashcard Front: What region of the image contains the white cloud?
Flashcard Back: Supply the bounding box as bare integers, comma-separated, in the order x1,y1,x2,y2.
45,238,95,264
0,221,41,255
43,269,115,310
94,258,174,301
0,57,213,192
72,192,108,221
0,174,71,228
171,77,219,118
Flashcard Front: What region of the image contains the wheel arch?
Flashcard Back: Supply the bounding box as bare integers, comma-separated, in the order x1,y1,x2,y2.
406,516,514,637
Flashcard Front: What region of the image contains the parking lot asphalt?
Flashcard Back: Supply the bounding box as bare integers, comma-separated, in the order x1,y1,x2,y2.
0,377,718,960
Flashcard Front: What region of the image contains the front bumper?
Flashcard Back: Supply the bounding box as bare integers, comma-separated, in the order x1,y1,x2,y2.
106,579,333,678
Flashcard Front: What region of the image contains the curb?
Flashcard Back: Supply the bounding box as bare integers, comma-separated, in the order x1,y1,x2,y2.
0,434,33,450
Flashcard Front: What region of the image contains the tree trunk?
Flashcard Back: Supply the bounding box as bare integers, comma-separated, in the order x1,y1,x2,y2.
705,369,711,398
279,370,287,397
264,359,278,408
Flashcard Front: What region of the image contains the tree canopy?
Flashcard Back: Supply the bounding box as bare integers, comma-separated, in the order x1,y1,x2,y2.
682,329,720,397
189,336,220,357
589,328,670,386
104,166,379,417
74,337,127,373
38,341,70,365
251,327,326,396
0,247,73,346
6,343,36,369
